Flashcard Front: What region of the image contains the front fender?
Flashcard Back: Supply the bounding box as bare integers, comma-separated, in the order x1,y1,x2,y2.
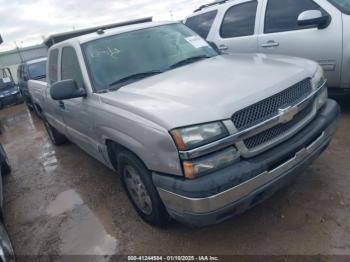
98,123,182,177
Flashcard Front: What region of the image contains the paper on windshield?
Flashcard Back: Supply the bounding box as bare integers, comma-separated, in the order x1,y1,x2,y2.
1,77,11,83
185,36,209,49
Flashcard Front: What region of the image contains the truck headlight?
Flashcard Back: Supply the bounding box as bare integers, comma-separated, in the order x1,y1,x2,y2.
317,86,328,109
183,147,240,179
170,122,228,151
312,65,326,89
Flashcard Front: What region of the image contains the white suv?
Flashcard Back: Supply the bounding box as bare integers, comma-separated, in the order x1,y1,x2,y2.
184,0,350,94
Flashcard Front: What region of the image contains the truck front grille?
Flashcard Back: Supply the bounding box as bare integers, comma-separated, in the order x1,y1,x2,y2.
243,102,314,149
232,79,312,130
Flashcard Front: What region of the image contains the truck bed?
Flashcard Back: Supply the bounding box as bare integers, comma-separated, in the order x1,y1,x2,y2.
28,79,47,109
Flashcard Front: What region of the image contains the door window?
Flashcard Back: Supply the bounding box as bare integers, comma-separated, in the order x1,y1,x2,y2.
220,1,258,38
265,0,328,34
48,49,59,85
328,0,350,14
61,47,84,89
185,10,218,38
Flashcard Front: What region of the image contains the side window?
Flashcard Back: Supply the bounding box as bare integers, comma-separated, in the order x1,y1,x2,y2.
61,47,84,89
20,66,24,80
220,1,258,38
185,10,218,39
17,66,22,80
48,49,59,85
265,0,328,34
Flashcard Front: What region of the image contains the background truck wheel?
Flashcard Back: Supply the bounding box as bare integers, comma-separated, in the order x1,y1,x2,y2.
117,150,170,227
25,101,34,111
33,104,43,119
43,118,67,146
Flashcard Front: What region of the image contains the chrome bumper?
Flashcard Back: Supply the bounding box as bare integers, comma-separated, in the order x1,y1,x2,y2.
157,114,338,216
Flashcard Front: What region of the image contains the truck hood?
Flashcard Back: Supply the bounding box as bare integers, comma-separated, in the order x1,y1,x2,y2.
99,53,318,130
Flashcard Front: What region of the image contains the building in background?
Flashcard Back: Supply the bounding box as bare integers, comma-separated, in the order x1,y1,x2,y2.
0,17,152,82
0,45,48,82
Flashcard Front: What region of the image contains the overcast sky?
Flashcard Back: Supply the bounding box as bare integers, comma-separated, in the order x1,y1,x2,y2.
0,0,209,52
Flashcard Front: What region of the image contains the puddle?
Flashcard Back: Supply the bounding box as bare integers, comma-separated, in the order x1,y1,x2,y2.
46,190,83,216
59,206,118,255
47,190,118,256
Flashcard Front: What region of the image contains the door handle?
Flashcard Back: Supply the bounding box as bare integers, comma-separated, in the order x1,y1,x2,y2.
58,101,65,109
218,44,229,51
261,41,279,48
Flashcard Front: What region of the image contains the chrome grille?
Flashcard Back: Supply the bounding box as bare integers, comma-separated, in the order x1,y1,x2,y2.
232,79,312,130
244,101,314,149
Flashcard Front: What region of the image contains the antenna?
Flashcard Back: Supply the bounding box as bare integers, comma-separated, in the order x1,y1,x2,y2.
97,29,105,35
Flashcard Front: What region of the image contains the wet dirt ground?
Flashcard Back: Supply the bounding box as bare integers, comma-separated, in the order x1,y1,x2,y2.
0,99,349,259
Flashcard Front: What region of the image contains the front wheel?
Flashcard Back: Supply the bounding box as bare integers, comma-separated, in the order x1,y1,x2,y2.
43,118,67,146
118,150,170,226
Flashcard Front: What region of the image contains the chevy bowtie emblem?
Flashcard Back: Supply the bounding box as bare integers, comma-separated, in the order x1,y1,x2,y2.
278,106,298,124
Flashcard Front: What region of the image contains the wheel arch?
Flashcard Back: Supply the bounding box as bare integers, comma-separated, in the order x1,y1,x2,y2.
105,139,149,173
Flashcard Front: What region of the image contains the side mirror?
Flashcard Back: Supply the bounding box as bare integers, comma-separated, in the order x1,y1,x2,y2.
50,79,86,100
297,10,330,29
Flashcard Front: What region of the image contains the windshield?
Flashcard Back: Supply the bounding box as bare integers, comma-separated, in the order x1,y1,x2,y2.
0,68,14,89
82,23,218,91
328,0,350,13
28,61,46,79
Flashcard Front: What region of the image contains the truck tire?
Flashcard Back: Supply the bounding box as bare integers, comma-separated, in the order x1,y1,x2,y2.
0,145,11,176
43,118,67,146
33,104,43,119
25,100,34,111
117,150,170,226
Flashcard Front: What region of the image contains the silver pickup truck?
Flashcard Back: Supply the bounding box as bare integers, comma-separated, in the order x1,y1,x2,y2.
28,21,340,227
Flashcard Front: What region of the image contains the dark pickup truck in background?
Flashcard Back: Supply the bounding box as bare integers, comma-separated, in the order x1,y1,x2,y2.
0,68,22,109
17,57,46,111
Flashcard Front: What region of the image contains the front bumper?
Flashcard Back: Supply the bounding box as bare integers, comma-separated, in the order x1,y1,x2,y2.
0,93,23,108
153,99,340,226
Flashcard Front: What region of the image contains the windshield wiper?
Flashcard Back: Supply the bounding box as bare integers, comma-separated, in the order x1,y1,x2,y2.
108,70,163,90
168,55,211,70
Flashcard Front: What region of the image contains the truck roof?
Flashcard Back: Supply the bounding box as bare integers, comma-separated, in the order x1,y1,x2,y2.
193,0,232,13
49,21,176,49
26,57,47,65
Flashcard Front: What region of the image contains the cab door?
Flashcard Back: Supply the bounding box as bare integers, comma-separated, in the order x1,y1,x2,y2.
45,48,66,136
258,0,342,88
58,46,103,161
209,0,262,53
